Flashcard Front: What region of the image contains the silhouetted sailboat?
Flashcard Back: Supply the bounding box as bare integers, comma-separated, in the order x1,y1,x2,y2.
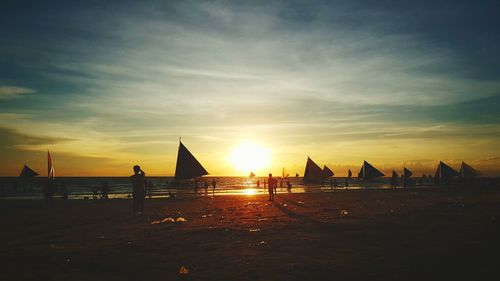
403,167,413,178
303,157,323,183
48,150,55,180
174,141,209,181
295,173,299,177
322,165,334,178
459,162,481,178
434,161,458,183
358,160,385,180
19,165,39,178
249,172,256,178
392,170,399,178
282,168,289,178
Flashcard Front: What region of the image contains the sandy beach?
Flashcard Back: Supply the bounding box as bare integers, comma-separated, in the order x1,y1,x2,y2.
1,186,500,281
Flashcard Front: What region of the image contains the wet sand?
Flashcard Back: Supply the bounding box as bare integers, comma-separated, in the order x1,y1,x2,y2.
1,186,500,281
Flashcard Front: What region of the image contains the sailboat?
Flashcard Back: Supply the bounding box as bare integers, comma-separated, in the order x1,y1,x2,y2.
392,170,399,178
322,165,334,178
358,160,385,180
174,140,209,181
348,169,352,178
249,172,256,178
303,157,323,183
434,161,459,183
282,168,289,179
20,165,39,178
48,150,55,180
458,162,481,178
295,173,299,177
403,167,413,178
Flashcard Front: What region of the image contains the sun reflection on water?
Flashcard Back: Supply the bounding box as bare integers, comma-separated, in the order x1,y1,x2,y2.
243,188,258,195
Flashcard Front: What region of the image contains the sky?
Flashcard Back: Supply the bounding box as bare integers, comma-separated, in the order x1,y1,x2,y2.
1,0,499,176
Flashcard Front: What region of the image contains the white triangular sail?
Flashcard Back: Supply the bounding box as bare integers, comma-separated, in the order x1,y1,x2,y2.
48,150,55,180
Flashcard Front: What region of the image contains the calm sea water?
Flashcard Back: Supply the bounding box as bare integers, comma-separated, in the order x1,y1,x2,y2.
0,176,433,199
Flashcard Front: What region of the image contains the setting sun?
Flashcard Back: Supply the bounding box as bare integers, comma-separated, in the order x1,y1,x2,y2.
229,142,271,174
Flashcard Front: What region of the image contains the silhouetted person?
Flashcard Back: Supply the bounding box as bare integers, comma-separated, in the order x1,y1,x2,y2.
333,179,338,188
211,179,216,195
267,174,275,201
204,181,209,194
60,184,68,199
194,181,199,195
43,180,54,206
286,181,292,192
101,181,109,199
92,186,98,200
256,179,260,189
147,180,154,198
130,165,146,216
330,179,334,189
345,179,349,189
263,179,267,190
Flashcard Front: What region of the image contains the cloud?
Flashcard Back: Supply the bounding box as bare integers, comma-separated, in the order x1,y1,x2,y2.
0,86,36,99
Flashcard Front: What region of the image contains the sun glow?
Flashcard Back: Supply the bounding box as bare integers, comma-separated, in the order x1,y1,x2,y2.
229,141,271,174
243,188,258,195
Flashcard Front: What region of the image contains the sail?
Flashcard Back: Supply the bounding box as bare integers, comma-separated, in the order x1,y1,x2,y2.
282,168,289,178
249,172,256,178
19,165,39,178
48,150,55,180
434,161,459,180
359,160,385,180
348,169,352,178
295,173,299,177
174,141,209,181
303,157,323,183
459,162,481,178
403,167,413,178
322,165,334,178
392,170,399,178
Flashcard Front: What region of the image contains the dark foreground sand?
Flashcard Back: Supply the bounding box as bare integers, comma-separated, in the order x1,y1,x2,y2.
1,187,500,281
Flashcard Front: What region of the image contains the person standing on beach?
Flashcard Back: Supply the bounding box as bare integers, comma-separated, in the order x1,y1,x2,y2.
43,179,54,206
211,179,216,195
268,174,275,201
256,179,260,189
130,165,146,216
204,181,209,194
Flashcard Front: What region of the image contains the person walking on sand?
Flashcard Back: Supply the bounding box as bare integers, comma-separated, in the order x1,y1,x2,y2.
130,165,146,216
267,173,275,201
256,179,260,189
204,181,209,194
211,179,216,195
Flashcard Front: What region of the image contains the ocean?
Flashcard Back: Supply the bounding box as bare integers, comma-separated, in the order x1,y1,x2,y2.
0,176,433,199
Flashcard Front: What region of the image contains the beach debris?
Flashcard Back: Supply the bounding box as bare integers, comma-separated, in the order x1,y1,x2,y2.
49,244,64,249
162,217,176,223
249,228,261,232
282,203,288,207
179,266,190,274
201,215,207,218
340,209,349,216
150,217,187,225
297,201,304,204
257,218,268,221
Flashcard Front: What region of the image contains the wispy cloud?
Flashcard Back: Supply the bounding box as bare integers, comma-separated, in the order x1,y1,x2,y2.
0,86,36,99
